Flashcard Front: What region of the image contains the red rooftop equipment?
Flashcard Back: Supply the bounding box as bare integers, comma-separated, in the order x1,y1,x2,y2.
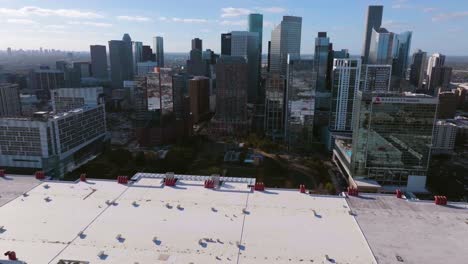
347,187,359,196
396,189,402,198
0,169,5,177
4,251,17,260
254,182,265,191
165,178,177,187
80,173,87,182
35,171,45,180
435,196,447,205
117,176,128,184
299,184,306,193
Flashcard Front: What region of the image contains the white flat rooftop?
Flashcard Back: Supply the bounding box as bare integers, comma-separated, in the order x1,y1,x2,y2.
348,194,468,264
0,173,376,264
0,175,41,207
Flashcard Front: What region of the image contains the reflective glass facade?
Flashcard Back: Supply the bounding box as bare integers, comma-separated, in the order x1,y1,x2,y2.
351,92,437,186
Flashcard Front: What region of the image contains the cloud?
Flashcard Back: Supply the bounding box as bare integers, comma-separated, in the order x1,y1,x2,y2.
159,17,167,21
117,15,151,22
6,18,38,25
423,7,438,13
68,21,112,27
432,12,468,22
221,7,251,17
258,7,287,13
44,24,66,29
221,20,247,26
0,6,103,19
171,17,208,23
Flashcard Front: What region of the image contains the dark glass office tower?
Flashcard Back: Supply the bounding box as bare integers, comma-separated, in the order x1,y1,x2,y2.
221,33,232,56
109,34,134,89
248,14,263,55
192,38,202,51
362,5,383,64
90,45,108,79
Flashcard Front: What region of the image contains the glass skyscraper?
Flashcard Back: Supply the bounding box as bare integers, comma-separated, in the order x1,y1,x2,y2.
229,31,260,104
109,34,134,89
285,58,315,150
269,16,302,76
153,36,164,67
368,28,395,65
248,14,263,55
362,5,383,64
392,31,412,79
264,74,286,140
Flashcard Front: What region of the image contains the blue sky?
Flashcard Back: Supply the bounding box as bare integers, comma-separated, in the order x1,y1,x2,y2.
0,0,467,55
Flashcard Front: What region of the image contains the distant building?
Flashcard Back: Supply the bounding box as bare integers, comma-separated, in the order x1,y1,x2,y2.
264,74,286,140
362,5,383,64
428,66,452,95
51,87,104,113
229,31,260,103
0,83,21,117
90,45,108,79
360,65,392,92
153,36,164,67
285,58,315,150
28,69,65,101
432,120,457,155
132,41,143,73
212,56,249,135
109,34,134,89
392,31,412,80
455,84,468,111
73,62,92,78
409,49,426,89
136,62,158,76
187,43,208,77
314,32,332,93
172,73,189,119
0,105,107,178
437,91,457,119
191,38,202,51
189,76,210,123
221,33,232,56
368,28,394,65
427,53,446,78
270,16,302,75
142,45,155,62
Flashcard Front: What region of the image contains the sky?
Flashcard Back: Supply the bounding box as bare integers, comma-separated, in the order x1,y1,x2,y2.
0,0,467,55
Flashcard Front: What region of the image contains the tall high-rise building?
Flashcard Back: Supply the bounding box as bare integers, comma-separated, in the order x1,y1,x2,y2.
142,45,155,62
188,76,210,123
192,38,202,51
248,13,263,57
346,91,437,191
285,58,315,150
221,33,232,56
264,74,286,140
428,66,452,95
267,40,271,72
28,69,65,101
409,49,427,89
132,41,143,73
360,65,392,92
109,34,134,89
362,5,383,64
187,38,208,77
212,56,249,135
427,53,446,77
437,91,457,119
0,83,21,117
153,36,164,67
172,73,189,119
313,32,333,135
368,28,394,65
314,32,332,92
330,59,362,132
270,16,302,75
90,45,108,79
229,31,260,103
392,31,412,79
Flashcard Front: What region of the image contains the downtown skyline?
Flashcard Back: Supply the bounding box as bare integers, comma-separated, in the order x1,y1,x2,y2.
0,0,467,55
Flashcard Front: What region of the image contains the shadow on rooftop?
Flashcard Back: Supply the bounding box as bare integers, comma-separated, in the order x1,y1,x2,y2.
213,189,252,194
0,176,13,181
